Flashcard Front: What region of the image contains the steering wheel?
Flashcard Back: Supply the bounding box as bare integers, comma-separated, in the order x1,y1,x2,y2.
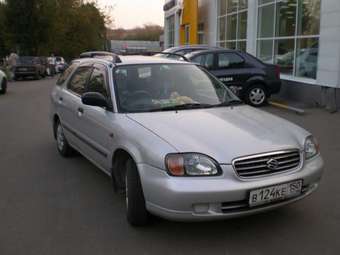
126,90,153,109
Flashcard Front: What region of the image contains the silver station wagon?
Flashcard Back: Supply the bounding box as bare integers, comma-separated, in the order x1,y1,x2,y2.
50,53,324,226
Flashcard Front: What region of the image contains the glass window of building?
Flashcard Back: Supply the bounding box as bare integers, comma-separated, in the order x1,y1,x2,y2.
217,0,248,52
167,15,175,48
256,0,321,80
198,23,205,44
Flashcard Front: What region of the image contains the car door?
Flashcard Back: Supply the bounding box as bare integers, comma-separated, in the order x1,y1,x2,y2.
58,64,93,150
211,52,250,90
76,63,114,172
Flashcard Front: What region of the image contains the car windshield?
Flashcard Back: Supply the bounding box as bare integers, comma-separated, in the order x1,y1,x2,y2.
113,64,242,113
18,57,35,64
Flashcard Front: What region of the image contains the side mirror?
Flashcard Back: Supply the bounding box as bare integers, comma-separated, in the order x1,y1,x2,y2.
81,92,108,108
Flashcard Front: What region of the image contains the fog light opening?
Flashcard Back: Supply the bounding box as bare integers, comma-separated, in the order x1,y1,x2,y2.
193,204,210,214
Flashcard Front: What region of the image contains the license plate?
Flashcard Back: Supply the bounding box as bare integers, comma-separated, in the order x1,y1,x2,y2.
249,180,302,207
20,68,28,71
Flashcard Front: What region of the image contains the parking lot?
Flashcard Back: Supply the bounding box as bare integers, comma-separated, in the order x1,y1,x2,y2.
0,78,339,255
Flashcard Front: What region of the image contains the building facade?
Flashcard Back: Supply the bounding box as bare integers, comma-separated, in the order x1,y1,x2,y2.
163,0,340,109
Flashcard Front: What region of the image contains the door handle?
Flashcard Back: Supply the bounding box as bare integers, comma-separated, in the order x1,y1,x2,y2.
77,107,84,117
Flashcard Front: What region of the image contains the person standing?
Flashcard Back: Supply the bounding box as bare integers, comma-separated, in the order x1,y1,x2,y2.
8,51,19,80
48,54,56,76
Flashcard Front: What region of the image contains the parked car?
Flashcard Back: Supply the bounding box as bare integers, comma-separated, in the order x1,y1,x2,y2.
155,45,222,60
51,54,323,226
185,49,281,107
14,56,47,80
0,69,7,94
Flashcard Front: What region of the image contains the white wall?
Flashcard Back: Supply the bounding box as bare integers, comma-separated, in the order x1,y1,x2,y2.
317,0,340,88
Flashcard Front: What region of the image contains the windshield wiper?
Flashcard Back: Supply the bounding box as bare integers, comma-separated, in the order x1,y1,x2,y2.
150,103,213,112
213,99,244,107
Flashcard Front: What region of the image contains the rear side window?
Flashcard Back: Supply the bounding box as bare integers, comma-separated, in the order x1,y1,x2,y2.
192,53,214,69
86,64,109,98
67,66,92,96
217,53,244,68
57,63,77,85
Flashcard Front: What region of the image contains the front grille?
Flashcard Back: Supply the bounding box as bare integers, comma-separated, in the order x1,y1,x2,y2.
233,150,301,178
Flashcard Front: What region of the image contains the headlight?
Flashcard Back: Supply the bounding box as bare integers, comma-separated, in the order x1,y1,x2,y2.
165,153,221,177
304,136,319,159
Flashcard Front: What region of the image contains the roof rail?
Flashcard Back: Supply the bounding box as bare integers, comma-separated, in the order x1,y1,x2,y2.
79,51,122,63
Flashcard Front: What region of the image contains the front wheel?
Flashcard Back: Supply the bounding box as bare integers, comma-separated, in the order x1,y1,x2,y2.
245,84,268,107
125,158,149,226
55,121,74,157
35,73,41,80
0,79,7,94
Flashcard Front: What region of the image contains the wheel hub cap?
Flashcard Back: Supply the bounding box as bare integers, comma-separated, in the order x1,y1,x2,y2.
249,88,265,105
57,125,65,151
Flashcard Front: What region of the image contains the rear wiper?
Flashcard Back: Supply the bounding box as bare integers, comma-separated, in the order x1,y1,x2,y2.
213,100,244,107
150,103,213,112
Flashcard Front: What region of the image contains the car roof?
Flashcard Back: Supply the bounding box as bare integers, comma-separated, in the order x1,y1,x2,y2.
79,51,116,58
164,45,221,53
185,48,242,58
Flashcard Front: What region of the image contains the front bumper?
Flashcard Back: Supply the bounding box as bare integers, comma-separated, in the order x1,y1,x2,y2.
139,155,323,221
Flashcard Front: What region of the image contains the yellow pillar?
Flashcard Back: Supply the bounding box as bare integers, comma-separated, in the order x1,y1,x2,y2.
180,0,198,45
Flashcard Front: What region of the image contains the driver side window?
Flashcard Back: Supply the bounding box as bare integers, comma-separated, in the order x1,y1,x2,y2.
86,64,109,98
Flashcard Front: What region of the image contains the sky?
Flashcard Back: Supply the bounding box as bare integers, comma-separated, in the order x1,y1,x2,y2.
97,0,164,29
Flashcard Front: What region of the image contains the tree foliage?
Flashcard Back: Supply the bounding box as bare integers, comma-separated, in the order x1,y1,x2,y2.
0,0,106,59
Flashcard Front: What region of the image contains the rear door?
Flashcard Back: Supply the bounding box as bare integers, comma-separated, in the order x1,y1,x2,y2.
76,63,114,171
211,52,250,89
58,65,93,149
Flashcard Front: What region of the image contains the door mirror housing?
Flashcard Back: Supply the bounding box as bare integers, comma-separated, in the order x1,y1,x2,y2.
82,92,108,108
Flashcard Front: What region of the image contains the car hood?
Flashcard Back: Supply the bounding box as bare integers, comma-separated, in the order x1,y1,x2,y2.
127,106,309,164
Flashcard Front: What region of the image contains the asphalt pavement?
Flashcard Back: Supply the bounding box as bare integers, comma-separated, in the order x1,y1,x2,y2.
0,78,339,255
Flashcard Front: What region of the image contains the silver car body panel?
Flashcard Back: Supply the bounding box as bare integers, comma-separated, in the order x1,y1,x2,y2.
0,70,5,90
50,57,324,221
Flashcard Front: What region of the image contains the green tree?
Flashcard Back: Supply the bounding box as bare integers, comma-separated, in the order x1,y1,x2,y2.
1,0,106,59
0,2,10,57
52,1,106,59
5,0,56,55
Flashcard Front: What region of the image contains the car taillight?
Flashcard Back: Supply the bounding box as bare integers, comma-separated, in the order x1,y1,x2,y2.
275,65,280,79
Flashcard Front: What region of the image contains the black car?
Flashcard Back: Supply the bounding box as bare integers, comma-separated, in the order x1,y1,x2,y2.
14,56,47,80
155,45,222,60
186,49,281,107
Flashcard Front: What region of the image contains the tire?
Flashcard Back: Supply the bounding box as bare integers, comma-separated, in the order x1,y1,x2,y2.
245,84,268,107
55,121,74,157
35,73,41,80
0,79,7,94
125,158,149,226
